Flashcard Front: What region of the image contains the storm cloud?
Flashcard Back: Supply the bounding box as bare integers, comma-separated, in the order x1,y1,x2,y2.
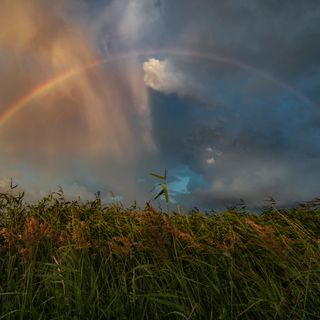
0,0,319,208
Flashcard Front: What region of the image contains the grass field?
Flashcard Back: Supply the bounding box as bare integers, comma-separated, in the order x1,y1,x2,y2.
0,190,320,319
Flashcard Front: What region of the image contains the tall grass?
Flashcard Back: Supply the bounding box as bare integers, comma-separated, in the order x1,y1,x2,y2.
0,190,320,319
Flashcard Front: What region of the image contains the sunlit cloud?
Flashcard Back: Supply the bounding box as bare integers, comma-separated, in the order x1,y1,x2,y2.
0,0,157,201
143,58,184,94
206,157,215,165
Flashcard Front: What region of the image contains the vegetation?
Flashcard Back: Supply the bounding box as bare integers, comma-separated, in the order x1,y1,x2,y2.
149,169,169,211
0,190,320,319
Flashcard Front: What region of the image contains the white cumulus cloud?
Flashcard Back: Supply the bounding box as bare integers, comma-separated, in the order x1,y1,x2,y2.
143,58,184,94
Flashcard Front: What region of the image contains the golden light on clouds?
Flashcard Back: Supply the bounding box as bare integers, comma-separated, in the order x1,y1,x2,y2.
0,0,154,164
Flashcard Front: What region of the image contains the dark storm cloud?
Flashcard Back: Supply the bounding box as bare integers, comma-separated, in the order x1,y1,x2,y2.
157,0,320,87
144,0,320,208
1,0,319,208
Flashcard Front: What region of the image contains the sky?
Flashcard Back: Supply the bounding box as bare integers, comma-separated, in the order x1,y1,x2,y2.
0,0,319,209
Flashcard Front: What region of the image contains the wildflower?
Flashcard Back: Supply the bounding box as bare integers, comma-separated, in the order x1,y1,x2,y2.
0,228,10,242
22,217,40,245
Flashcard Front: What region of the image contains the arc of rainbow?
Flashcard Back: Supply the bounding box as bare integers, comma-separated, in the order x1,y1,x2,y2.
0,60,100,128
0,48,315,129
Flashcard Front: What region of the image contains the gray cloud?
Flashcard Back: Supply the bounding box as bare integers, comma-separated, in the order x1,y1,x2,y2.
0,0,319,209
145,0,320,207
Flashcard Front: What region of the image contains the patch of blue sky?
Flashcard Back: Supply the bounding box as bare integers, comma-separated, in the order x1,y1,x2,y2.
168,175,190,194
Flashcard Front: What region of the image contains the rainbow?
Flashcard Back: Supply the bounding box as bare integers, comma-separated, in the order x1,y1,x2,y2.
0,48,315,128
0,60,101,128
